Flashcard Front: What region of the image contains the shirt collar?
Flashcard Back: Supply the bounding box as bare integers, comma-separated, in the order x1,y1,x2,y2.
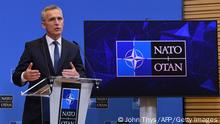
46,35,62,46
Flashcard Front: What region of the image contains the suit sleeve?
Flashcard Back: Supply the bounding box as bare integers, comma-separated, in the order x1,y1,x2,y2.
12,42,32,87
73,46,86,77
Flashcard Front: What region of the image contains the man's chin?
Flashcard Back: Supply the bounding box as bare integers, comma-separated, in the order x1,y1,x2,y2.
54,32,62,36
49,34,61,39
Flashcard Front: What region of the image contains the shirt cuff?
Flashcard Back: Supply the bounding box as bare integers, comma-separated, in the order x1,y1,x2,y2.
21,72,27,83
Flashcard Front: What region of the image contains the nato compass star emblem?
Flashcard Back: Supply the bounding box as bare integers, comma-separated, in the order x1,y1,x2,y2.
65,93,75,105
124,48,145,70
116,41,152,77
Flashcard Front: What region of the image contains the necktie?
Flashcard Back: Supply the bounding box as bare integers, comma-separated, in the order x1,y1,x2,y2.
53,41,60,74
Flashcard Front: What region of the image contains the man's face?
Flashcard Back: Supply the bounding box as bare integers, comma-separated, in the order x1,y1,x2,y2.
42,9,64,39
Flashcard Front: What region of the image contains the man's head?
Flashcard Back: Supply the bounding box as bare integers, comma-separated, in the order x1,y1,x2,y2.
41,5,64,40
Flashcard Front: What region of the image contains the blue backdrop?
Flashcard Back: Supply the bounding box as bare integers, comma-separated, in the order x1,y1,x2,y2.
0,0,182,123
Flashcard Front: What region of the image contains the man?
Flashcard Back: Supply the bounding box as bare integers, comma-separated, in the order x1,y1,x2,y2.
12,5,85,124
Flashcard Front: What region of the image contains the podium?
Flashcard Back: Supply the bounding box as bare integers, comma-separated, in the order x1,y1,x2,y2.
21,76,101,124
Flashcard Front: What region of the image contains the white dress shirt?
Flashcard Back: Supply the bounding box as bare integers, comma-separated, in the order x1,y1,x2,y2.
45,35,62,66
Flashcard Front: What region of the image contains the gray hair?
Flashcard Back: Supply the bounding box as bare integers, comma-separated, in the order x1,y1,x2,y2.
41,5,63,21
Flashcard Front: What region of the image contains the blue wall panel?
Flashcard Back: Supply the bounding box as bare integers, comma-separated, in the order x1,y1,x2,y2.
157,98,183,124
0,0,182,123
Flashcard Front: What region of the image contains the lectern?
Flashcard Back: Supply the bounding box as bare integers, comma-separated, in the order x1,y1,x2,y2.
21,76,101,124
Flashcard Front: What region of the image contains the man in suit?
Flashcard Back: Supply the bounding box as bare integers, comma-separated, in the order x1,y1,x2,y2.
12,5,85,124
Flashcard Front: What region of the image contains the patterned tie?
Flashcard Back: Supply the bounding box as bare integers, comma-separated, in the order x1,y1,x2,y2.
53,41,60,74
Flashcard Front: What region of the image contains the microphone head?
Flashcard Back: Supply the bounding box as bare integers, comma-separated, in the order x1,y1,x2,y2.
72,41,79,46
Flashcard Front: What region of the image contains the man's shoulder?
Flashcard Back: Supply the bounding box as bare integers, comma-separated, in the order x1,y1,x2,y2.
27,37,44,43
62,38,79,48
25,37,44,46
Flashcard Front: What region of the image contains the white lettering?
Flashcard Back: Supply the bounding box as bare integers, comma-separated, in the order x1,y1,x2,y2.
154,63,183,72
154,46,182,55
62,111,75,117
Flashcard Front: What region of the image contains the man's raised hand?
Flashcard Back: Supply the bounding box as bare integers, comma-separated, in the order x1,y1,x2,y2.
62,62,79,78
23,63,41,81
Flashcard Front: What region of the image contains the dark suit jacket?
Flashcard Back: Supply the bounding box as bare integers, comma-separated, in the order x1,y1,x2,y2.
12,36,85,124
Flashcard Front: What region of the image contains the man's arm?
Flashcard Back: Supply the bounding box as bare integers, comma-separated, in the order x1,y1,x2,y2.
12,42,40,86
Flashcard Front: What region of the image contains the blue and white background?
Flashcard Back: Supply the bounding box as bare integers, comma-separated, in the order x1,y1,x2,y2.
61,88,79,110
84,21,218,97
116,41,152,77
0,0,183,124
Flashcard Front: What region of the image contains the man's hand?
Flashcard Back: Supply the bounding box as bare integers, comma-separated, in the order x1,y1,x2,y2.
23,63,41,81
62,62,79,78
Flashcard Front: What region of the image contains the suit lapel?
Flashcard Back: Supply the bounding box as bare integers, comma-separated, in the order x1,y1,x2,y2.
40,36,56,75
57,38,68,74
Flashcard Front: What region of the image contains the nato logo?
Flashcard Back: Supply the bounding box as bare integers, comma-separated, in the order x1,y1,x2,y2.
116,40,186,77
61,88,79,110
116,41,152,77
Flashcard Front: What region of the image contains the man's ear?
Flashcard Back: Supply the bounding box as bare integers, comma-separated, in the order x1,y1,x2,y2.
41,22,46,29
